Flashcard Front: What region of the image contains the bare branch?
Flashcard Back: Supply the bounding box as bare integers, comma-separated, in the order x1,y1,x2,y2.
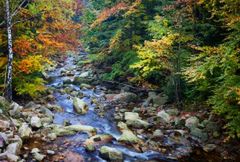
11,0,30,20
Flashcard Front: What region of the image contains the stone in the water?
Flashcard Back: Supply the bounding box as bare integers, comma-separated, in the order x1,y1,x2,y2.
157,110,171,123
185,116,199,129
118,123,141,144
99,146,123,161
73,97,89,114
30,116,42,128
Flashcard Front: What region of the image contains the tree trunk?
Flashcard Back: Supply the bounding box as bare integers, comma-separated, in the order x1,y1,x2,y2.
4,0,14,102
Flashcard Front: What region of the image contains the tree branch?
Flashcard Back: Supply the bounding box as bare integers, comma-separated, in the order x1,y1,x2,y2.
11,0,30,20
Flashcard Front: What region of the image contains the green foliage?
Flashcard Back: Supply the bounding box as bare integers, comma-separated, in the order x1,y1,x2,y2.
14,74,46,98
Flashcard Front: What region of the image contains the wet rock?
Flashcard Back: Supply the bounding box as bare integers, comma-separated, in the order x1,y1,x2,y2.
80,83,92,89
30,116,42,128
153,129,164,139
0,120,10,130
118,122,141,144
73,97,89,114
84,134,113,151
99,146,123,161
157,110,171,123
203,144,217,152
65,124,96,135
190,127,208,142
185,116,199,129
63,151,84,162
52,124,96,136
47,104,62,112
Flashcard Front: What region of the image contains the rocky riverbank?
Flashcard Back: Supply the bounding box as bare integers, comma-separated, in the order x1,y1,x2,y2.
0,53,239,162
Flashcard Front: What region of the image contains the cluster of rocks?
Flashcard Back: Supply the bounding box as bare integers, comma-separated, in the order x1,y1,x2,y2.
106,91,222,159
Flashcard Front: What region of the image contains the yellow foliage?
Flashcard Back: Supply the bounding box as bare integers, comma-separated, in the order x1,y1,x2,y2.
0,57,7,69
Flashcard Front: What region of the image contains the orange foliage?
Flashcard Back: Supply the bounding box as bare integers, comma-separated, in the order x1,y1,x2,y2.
91,2,128,28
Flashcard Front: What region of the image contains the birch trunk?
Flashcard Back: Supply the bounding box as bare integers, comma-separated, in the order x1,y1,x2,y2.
4,0,13,102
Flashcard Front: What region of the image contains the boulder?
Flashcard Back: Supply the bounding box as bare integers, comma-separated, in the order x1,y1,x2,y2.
80,83,92,89
157,110,171,123
73,97,88,114
18,123,32,139
30,116,42,128
0,133,7,148
185,116,199,129
99,146,123,161
145,92,168,106
0,152,19,162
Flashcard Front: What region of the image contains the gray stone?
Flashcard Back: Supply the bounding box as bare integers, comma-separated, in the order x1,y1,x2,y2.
126,119,149,129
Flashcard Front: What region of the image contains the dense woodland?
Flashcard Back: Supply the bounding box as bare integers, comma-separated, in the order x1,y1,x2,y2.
0,0,240,161
80,0,240,137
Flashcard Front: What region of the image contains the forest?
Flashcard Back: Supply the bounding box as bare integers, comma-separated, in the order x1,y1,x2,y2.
0,0,239,161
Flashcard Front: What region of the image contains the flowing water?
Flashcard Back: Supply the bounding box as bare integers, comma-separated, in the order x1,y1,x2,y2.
44,53,182,162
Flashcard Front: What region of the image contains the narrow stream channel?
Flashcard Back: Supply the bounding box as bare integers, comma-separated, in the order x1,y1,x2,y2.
46,53,178,162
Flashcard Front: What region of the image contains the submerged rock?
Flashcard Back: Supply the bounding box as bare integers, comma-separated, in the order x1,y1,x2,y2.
99,146,123,161
73,97,89,114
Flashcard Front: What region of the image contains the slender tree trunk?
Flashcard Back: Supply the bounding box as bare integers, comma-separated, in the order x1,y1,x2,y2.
4,0,14,102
